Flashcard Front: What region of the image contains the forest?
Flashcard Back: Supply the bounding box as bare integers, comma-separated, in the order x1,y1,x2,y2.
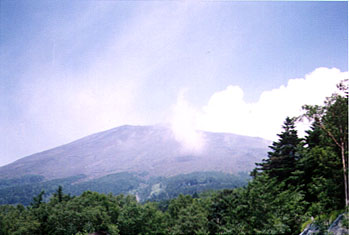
0,80,348,235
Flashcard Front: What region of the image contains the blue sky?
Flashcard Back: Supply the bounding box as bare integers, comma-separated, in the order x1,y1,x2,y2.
0,1,348,166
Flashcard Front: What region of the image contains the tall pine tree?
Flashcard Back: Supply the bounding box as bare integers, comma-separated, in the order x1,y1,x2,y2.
256,117,301,184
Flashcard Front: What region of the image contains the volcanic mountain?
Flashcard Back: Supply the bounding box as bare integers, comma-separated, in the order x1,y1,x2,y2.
0,125,270,180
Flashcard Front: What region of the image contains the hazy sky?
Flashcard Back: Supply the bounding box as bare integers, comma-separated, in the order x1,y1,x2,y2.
0,1,348,166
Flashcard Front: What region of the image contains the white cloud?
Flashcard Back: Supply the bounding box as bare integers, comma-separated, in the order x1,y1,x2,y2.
170,89,205,155
198,85,254,136
196,67,348,140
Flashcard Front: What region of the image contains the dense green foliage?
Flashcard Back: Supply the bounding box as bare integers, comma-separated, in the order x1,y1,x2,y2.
0,175,45,189
138,171,249,202
0,172,248,206
0,84,347,234
0,175,85,205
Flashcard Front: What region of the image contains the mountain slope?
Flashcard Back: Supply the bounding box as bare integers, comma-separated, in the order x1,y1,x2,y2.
0,125,270,180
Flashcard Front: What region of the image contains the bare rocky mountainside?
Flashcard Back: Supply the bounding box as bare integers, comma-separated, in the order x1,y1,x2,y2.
0,125,270,204
0,125,270,180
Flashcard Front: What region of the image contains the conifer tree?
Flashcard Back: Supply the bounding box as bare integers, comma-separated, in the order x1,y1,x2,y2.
31,191,45,209
256,117,301,184
57,185,63,203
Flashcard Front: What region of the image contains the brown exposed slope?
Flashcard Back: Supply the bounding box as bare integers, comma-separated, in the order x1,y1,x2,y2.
0,125,270,180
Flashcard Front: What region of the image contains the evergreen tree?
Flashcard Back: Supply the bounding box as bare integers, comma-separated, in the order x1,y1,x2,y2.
57,185,63,203
31,190,45,209
256,117,301,184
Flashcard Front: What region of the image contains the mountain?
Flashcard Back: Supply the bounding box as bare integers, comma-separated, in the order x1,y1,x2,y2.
0,125,270,204
0,125,269,180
